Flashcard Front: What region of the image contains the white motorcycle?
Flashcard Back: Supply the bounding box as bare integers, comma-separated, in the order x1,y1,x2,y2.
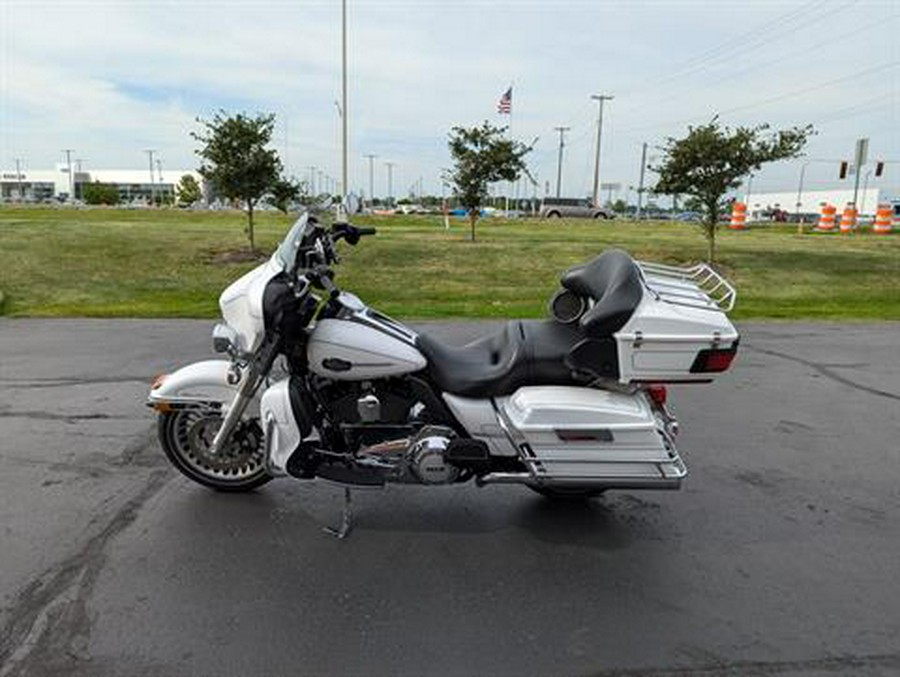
148,212,738,533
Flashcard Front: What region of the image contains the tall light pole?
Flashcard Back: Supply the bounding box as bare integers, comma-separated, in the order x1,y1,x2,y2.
590,94,613,208
364,154,377,206
385,162,395,205
636,142,648,220
554,126,570,198
308,166,317,195
144,149,156,205
341,0,348,207
62,149,74,201
14,158,24,201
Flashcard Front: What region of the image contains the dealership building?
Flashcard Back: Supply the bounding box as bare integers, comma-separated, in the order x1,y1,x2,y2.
742,187,895,218
0,165,202,203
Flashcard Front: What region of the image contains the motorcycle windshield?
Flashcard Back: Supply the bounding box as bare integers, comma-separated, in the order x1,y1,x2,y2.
274,213,311,272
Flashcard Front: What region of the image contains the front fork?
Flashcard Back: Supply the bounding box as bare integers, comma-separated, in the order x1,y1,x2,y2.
209,333,281,456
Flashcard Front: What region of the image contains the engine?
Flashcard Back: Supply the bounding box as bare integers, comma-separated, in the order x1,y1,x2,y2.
407,428,459,484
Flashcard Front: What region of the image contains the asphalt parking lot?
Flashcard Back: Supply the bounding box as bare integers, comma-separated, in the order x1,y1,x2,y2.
1,319,899,677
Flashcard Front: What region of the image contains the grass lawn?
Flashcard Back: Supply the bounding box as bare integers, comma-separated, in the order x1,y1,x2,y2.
0,206,897,320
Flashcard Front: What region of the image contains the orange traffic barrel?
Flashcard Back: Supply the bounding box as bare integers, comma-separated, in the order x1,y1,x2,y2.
816,204,837,231
873,203,893,234
729,202,747,230
839,203,857,233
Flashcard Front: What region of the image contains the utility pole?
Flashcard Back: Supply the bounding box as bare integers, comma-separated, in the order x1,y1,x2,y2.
308,166,317,195
14,158,24,201
364,154,377,207
554,126,570,198
852,137,869,211
590,94,613,208
341,0,348,207
636,142,647,220
144,149,156,205
385,162,395,205
62,149,74,201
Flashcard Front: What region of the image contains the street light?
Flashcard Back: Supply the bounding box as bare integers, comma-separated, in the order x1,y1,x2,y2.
590,94,613,208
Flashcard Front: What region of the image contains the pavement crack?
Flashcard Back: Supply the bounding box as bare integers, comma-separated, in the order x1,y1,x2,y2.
0,375,153,390
588,651,900,676
744,343,900,402
0,470,173,677
0,411,116,422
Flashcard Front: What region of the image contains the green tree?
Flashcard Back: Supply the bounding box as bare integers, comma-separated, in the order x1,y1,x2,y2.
176,174,202,206
653,119,813,262
82,182,120,205
446,122,532,241
269,176,302,214
192,111,282,251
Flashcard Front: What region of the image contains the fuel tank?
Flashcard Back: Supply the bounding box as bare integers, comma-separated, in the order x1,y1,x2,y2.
307,317,427,380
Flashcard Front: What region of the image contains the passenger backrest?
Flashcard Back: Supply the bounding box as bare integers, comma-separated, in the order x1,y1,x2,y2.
561,249,643,337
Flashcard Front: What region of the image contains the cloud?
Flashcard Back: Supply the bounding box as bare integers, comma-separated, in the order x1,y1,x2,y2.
2,0,897,197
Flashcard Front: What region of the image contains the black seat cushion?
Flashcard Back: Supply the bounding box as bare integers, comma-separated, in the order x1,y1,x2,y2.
561,249,643,337
416,321,585,398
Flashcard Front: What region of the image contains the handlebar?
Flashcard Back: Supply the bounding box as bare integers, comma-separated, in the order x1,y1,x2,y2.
311,265,340,300
331,223,377,245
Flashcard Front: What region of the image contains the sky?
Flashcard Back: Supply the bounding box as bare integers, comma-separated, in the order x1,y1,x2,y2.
1,0,898,202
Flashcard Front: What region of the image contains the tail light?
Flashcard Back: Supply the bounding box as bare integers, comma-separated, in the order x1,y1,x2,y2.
646,385,667,407
690,345,738,373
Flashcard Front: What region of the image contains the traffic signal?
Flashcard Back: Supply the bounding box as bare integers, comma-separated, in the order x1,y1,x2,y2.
875,161,885,177
839,161,848,179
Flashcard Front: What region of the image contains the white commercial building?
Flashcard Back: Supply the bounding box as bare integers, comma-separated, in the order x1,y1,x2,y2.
0,166,202,203
743,188,889,219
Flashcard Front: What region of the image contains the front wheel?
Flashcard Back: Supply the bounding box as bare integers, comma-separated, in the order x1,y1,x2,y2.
158,409,272,492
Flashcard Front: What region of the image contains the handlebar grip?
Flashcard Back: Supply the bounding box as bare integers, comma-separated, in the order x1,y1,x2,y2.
318,271,340,300
357,227,377,236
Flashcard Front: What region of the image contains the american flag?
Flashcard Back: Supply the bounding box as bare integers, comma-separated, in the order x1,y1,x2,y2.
497,87,512,114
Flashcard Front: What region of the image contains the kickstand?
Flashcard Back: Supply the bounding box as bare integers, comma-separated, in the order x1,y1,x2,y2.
323,487,353,539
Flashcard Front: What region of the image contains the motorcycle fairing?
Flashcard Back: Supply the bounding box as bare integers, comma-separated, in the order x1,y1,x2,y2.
219,255,282,354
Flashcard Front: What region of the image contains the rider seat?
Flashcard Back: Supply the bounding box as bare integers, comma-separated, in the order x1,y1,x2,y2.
416,321,584,398
416,250,644,398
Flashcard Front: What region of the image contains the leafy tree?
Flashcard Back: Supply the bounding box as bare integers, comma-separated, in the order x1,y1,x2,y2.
653,119,812,262
269,176,302,214
445,122,532,241
176,174,202,206
193,111,282,251
82,182,120,205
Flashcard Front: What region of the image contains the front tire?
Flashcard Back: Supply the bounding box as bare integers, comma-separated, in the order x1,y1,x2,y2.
158,409,272,492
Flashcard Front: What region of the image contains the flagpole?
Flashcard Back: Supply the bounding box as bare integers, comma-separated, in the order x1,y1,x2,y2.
506,82,513,218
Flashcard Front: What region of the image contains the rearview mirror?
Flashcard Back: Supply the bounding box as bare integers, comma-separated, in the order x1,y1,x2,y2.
344,193,361,215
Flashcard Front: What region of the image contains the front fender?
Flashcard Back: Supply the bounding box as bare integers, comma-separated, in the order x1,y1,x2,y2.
148,360,244,408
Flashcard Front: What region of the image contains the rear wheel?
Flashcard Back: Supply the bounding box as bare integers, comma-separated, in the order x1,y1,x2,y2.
158,409,271,492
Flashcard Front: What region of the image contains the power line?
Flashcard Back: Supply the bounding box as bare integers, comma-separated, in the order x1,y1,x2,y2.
617,61,899,137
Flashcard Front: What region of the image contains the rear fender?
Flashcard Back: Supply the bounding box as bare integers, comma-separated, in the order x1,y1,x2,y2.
148,360,243,409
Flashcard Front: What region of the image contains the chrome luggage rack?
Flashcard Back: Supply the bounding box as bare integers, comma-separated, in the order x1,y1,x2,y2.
636,261,737,313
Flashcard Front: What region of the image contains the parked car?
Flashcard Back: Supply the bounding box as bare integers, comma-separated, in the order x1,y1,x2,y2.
674,211,701,222
539,197,613,219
